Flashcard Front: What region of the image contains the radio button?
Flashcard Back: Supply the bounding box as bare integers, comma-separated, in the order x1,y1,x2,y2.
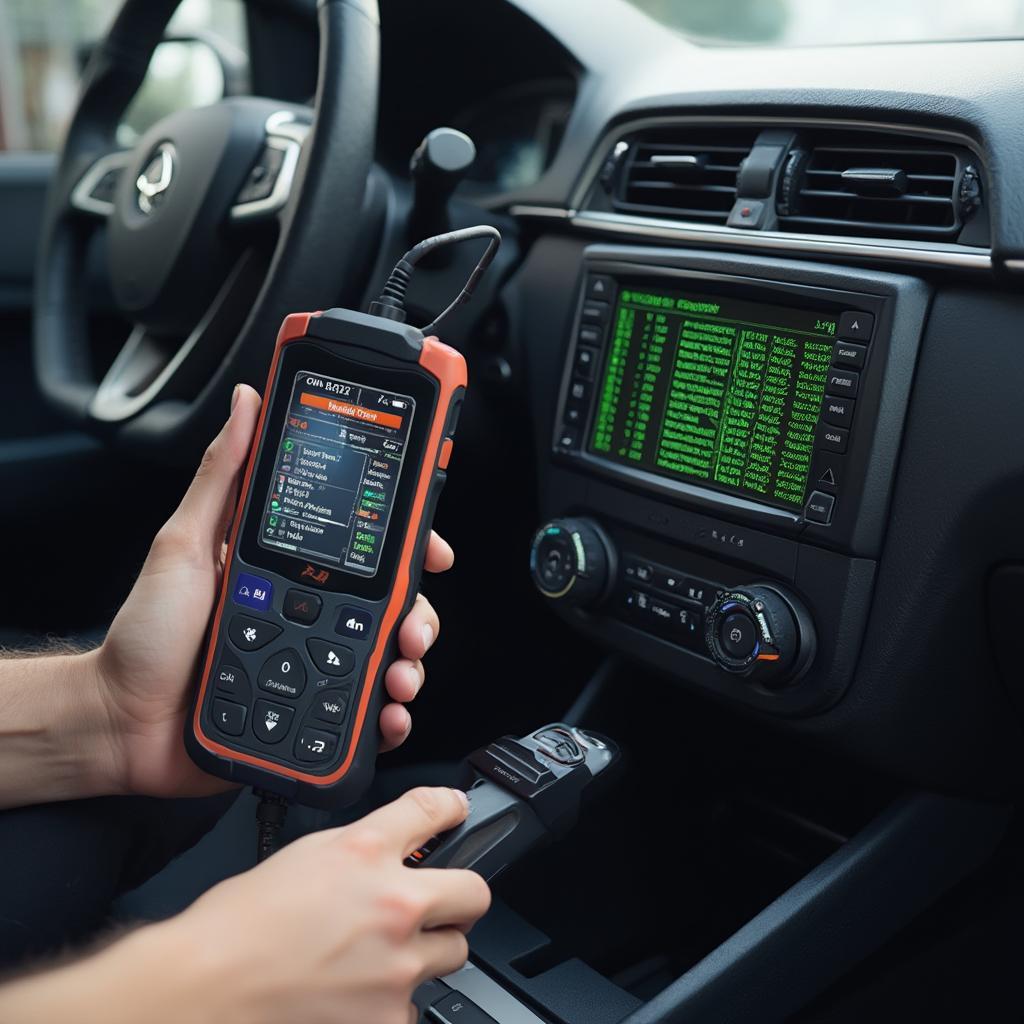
832,341,866,370
295,727,339,763
336,606,374,641
838,311,874,341
228,614,282,652
252,700,294,744
817,424,849,454
574,347,598,379
587,275,615,301
564,400,586,426
212,699,246,737
311,691,348,725
675,602,704,648
214,657,249,699
822,395,854,428
556,426,580,450
307,639,354,676
811,452,843,493
569,379,591,403
805,491,836,525
283,589,322,625
826,369,859,398
258,649,307,699
581,300,610,324
624,560,654,584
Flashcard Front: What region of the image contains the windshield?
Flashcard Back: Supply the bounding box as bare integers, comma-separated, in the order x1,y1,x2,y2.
627,0,1024,46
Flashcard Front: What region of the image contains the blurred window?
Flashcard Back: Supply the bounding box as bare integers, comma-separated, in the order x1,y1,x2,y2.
0,0,247,152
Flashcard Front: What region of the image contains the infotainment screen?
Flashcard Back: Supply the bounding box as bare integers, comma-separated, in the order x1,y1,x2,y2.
589,285,837,511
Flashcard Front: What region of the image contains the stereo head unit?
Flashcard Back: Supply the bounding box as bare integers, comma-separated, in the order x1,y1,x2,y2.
554,261,889,544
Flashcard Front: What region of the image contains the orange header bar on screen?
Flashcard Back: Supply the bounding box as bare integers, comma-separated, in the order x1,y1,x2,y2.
300,392,403,429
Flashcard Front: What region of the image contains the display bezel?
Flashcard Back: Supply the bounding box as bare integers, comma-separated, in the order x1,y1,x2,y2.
556,261,886,530
239,339,438,600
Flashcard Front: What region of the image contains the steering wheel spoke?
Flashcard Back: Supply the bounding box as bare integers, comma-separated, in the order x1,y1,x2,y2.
230,111,311,225
69,150,133,218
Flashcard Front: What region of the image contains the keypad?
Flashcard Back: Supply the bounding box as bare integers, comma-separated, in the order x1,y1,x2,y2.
209,615,362,766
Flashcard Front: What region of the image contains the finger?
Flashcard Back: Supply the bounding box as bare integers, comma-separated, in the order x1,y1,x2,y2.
166,384,262,559
378,702,412,753
413,927,471,986
385,659,424,703
424,531,454,573
417,869,492,931
356,787,469,855
398,595,440,661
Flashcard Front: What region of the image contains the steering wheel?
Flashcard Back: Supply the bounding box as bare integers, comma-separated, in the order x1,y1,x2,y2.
34,0,380,456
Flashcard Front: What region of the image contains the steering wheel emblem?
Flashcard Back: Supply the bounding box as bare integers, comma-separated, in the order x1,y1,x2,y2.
135,142,176,214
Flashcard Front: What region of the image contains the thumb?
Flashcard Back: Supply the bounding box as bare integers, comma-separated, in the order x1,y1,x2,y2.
166,384,263,562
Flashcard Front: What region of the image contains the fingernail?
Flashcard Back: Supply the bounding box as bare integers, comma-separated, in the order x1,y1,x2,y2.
230,383,241,413
406,663,422,694
421,623,434,651
453,789,469,812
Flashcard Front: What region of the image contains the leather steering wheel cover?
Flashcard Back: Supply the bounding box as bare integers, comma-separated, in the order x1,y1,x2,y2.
34,0,380,454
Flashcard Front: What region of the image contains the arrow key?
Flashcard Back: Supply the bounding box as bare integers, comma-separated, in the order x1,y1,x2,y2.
252,699,294,744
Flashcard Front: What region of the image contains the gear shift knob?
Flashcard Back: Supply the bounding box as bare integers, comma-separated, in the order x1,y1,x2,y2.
408,127,476,247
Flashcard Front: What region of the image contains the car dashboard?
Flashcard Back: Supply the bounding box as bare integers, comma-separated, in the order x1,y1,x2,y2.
368,3,1024,1020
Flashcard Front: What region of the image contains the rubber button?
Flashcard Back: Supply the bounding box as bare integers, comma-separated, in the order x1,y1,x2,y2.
228,615,282,652
252,699,294,744
306,638,354,676
257,648,306,699
212,698,246,737
213,658,248,699
283,589,322,625
336,606,374,641
311,691,348,725
295,727,339,763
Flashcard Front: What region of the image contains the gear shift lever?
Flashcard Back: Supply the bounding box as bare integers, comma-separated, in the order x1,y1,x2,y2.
405,723,619,880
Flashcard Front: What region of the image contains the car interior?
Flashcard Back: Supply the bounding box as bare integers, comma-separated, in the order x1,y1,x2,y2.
2,0,1024,1020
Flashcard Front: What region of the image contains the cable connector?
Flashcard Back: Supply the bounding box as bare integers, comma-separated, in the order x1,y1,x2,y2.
368,225,501,336
254,789,290,863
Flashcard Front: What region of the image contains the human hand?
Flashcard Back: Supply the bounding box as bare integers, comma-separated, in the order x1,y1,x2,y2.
0,788,490,1024
91,385,453,797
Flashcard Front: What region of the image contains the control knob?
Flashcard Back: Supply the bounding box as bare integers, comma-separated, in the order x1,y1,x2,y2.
529,518,613,608
704,584,815,687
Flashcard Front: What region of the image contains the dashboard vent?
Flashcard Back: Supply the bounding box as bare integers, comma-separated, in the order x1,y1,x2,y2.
609,126,759,224
780,134,965,240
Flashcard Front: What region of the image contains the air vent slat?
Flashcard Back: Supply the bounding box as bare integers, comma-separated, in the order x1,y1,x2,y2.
781,131,967,240
610,126,759,224
799,188,952,206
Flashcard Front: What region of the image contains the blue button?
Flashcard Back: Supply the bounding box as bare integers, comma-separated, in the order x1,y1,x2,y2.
233,572,273,611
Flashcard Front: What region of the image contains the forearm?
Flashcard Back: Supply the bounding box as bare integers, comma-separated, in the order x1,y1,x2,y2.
0,649,121,809
0,921,216,1024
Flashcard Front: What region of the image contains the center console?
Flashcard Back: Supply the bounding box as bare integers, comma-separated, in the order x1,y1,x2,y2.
524,244,930,714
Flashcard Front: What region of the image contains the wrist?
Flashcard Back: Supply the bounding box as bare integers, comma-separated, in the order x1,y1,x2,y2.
0,648,125,809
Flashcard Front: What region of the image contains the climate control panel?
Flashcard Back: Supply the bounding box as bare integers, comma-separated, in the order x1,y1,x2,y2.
530,516,817,692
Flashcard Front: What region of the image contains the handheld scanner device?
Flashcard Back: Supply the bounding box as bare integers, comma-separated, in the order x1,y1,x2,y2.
187,227,500,810
405,723,620,879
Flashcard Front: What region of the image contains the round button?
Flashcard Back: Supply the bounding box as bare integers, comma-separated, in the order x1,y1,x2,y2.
720,612,758,660
257,648,307,699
